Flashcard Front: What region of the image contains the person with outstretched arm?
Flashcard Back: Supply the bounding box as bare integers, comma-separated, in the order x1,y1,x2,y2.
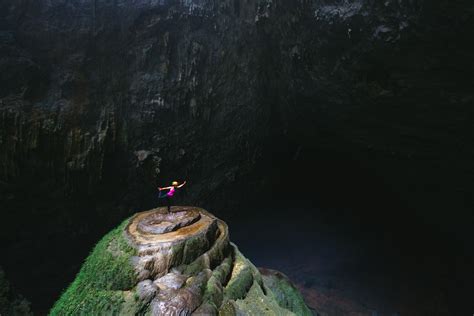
158,181,186,213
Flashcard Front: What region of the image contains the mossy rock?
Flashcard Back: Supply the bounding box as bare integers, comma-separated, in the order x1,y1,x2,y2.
50,208,312,315
219,245,312,316
260,268,313,316
50,218,139,315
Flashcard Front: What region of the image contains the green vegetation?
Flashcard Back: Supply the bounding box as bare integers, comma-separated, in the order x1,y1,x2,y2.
202,255,232,308
261,270,313,316
50,218,138,315
0,267,32,316
234,281,293,315
219,246,311,316
223,249,255,301
49,216,311,316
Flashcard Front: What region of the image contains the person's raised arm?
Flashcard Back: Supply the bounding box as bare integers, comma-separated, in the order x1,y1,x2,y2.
177,181,187,188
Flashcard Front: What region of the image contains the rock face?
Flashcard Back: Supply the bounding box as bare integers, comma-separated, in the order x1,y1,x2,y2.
50,207,312,315
1,0,473,311
1,0,472,235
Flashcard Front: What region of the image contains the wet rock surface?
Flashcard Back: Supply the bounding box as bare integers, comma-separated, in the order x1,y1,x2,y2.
137,209,201,234
50,207,312,315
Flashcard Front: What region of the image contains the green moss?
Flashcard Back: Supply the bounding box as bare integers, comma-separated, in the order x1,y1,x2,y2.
221,247,312,316
182,233,208,263
218,300,237,316
200,255,229,307
50,218,138,315
261,272,312,316
120,290,151,316
49,216,311,316
181,254,207,276
204,275,223,307
211,256,232,284
234,281,293,316
224,248,255,301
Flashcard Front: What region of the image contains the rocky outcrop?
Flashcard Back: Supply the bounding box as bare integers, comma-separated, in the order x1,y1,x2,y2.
1,0,473,312
50,207,311,315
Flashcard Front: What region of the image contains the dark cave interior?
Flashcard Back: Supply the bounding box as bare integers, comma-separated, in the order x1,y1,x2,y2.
3,132,473,315
1,0,474,315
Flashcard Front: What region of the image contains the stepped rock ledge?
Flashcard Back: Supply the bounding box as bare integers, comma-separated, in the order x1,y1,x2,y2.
51,206,312,315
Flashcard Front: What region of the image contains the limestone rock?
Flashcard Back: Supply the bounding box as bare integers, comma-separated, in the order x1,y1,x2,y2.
50,207,312,315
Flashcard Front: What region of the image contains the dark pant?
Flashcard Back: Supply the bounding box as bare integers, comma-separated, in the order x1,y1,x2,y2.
166,197,171,213
158,192,171,213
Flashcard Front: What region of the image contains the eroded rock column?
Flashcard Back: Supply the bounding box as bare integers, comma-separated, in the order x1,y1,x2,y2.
125,206,230,315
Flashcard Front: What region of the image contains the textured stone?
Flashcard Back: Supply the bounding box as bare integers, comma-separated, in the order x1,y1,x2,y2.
51,207,312,315
136,279,158,302
154,272,188,291
137,210,201,234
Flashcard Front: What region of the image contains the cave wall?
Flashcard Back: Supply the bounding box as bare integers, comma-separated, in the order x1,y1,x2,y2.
0,0,265,214
0,0,473,311
255,0,474,235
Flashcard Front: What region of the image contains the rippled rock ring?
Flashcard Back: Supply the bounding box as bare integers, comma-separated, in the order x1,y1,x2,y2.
137,209,201,234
